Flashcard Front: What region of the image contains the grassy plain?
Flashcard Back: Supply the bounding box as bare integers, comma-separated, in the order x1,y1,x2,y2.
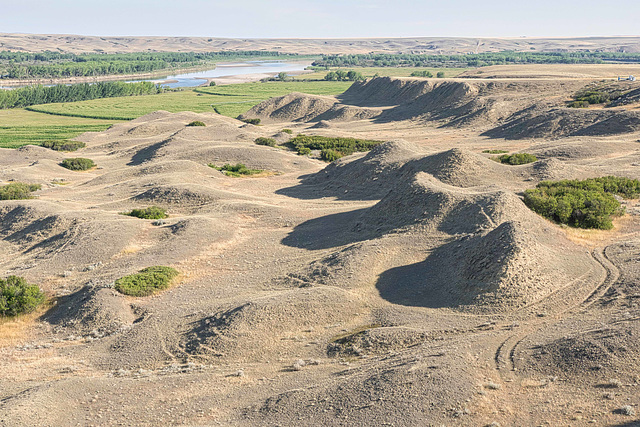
25,81,353,120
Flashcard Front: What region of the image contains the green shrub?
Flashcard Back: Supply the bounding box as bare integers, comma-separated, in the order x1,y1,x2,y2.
290,134,382,161
482,149,509,154
0,276,45,317
60,158,95,171
209,81,216,87
410,70,433,77
239,118,261,125
567,100,590,108
0,182,41,200
493,153,538,165
209,163,264,177
524,176,640,229
436,71,445,78
114,266,179,297
321,149,343,162
42,140,86,152
187,121,206,127
254,137,277,147
125,206,167,220
281,129,293,134
297,146,311,156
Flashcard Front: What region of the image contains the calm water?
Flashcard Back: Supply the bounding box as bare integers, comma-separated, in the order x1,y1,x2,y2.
143,61,309,88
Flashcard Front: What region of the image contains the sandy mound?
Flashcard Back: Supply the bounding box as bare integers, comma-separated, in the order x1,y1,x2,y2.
484,108,640,139
238,92,336,124
284,142,520,200
45,285,136,337
179,287,361,362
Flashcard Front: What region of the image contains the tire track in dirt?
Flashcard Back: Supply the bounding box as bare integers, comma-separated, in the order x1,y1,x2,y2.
494,246,619,375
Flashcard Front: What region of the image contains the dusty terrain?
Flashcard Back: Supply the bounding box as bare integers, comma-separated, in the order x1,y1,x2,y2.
2,72,640,426
2,33,640,54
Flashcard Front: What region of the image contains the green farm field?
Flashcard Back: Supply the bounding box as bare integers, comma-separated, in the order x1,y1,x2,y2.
0,109,117,148
1,80,353,148
25,81,353,120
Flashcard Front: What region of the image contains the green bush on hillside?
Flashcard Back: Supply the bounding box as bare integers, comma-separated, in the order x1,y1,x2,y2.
524,176,640,229
436,71,445,78
281,128,293,134
0,276,45,317
482,149,508,154
114,266,179,297
254,137,277,147
187,120,206,127
42,140,86,152
410,70,433,77
0,182,41,200
60,158,95,171
290,134,383,161
209,163,264,177
493,153,538,165
321,149,342,162
239,118,261,125
125,206,168,220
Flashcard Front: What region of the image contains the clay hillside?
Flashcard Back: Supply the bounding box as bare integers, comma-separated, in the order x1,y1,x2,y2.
2,71,640,426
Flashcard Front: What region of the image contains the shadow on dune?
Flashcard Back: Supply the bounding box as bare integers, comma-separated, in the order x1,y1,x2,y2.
374,242,458,309
280,208,376,250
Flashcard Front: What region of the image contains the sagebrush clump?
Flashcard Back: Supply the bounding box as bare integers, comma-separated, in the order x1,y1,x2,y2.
281,128,293,134
61,158,95,171
125,206,167,219
524,176,640,229
239,118,261,125
492,153,537,165
187,120,206,127
209,163,264,177
114,266,179,297
0,276,45,317
42,140,86,152
290,134,382,161
482,149,508,154
0,182,41,200
254,137,277,147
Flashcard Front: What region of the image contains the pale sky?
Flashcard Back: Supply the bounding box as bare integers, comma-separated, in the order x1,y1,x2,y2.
0,0,638,38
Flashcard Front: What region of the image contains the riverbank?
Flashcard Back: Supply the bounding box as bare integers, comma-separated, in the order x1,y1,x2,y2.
0,60,313,88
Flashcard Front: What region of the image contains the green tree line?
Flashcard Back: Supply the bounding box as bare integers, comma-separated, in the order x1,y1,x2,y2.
312,51,640,68
0,81,161,109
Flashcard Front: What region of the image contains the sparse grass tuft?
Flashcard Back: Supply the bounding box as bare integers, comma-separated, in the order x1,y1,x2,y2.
60,157,95,171
209,163,265,177
186,120,206,127
240,118,261,125
482,149,508,154
0,276,45,317
114,266,179,297
124,206,168,220
0,182,41,200
281,128,293,134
